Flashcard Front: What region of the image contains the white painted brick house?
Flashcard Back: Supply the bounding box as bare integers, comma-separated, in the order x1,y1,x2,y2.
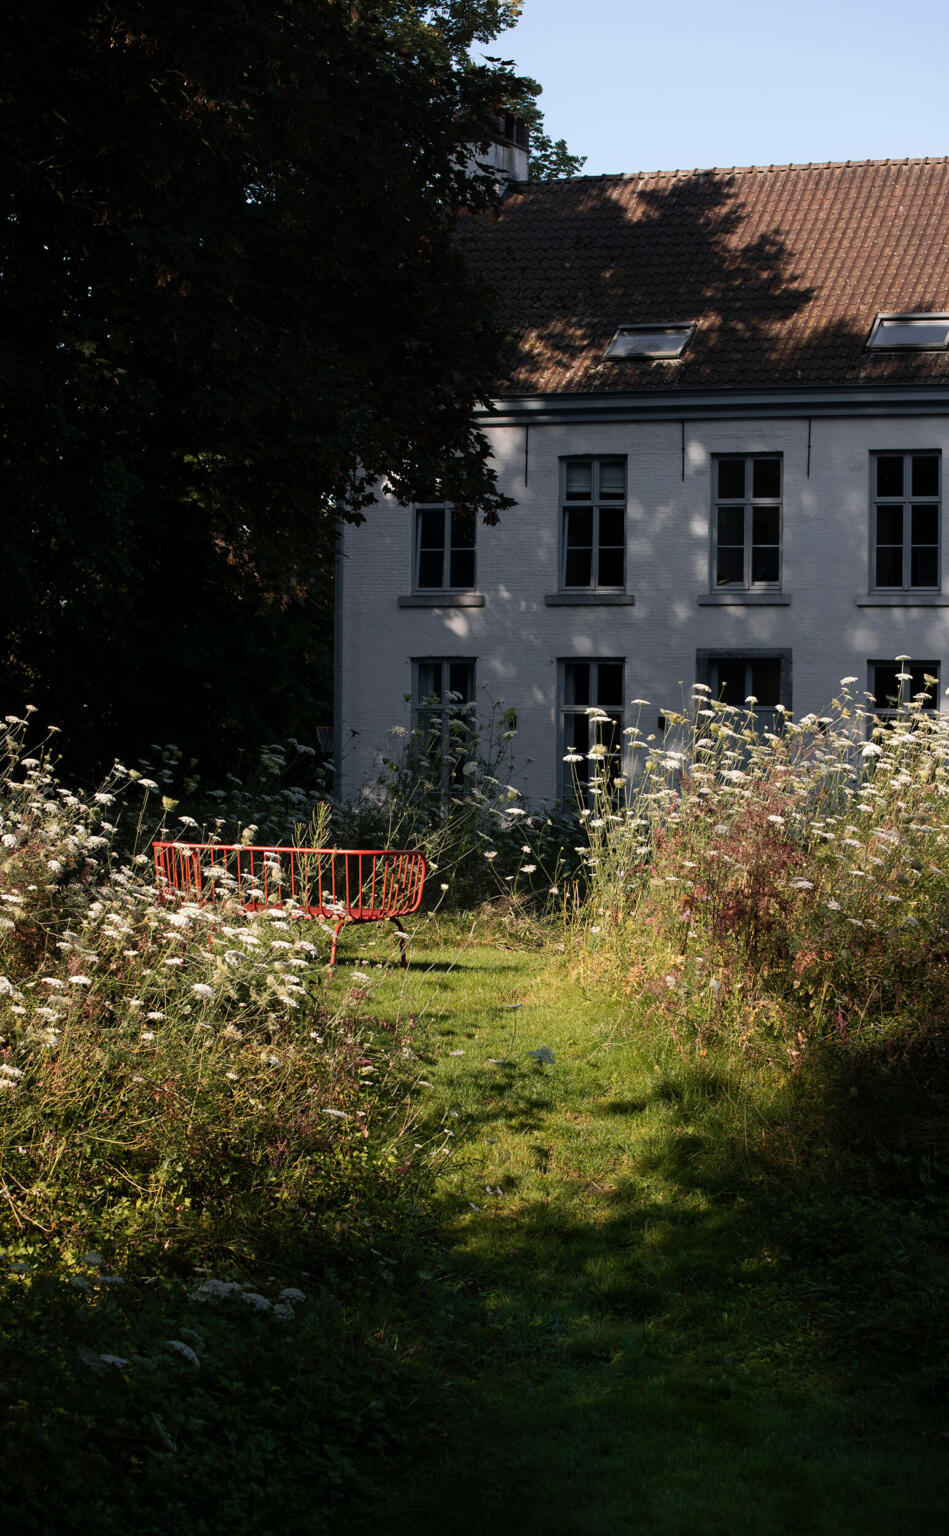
337,158,949,804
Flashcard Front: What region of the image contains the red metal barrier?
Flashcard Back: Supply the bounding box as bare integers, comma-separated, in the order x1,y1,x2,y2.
153,843,427,969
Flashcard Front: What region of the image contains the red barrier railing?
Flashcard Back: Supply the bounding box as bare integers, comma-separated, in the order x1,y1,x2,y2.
153,843,427,969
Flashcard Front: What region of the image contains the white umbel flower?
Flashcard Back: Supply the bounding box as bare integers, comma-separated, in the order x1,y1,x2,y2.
166,1340,200,1367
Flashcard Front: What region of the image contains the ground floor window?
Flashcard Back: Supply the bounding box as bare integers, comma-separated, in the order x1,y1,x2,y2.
695,649,792,733
559,659,624,803
412,658,476,793
868,660,939,720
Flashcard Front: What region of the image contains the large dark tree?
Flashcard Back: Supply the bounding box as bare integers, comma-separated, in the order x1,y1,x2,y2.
0,1,534,771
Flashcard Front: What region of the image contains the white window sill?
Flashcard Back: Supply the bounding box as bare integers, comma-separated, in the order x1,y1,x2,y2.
857,592,949,606
399,592,485,608
545,592,636,606
697,591,790,606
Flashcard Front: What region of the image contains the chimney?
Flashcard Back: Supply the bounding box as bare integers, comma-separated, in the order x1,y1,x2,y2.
467,113,530,187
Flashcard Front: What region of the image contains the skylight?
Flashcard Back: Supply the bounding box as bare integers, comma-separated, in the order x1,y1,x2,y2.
604,323,695,360
866,313,949,351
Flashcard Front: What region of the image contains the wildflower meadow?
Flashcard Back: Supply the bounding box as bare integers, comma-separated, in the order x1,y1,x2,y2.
2,677,948,1533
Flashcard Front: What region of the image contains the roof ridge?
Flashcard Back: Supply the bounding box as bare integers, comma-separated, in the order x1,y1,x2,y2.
549,155,949,183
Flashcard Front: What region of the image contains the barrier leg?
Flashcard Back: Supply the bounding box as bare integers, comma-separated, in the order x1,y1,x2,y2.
329,918,348,971
390,917,408,970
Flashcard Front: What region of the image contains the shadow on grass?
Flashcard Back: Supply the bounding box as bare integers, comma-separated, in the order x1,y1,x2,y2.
376,1046,949,1536
2,1213,455,1536
589,1096,652,1116
11,1039,946,1536
13,941,947,1536
331,955,527,976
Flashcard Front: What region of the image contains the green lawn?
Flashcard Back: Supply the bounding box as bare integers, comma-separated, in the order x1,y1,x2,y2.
332,917,948,1535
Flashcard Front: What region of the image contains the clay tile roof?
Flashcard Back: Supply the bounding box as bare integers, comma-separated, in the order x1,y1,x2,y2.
462,158,949,395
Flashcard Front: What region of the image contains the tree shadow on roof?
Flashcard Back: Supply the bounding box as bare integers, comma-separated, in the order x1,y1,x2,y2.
467,171,949,394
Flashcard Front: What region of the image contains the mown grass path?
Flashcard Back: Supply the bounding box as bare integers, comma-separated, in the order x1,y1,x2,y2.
343,922,947,1535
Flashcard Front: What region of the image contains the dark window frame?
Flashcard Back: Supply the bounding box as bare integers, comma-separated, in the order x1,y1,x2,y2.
711,454,783,592
558,657,625,803
867,659,940,720
870,451,941,593
559,457,627,593
411,657,477,796
695,648,793,732
414,503,476,593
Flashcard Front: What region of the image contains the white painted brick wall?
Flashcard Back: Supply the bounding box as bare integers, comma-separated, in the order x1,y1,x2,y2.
338,412,949,804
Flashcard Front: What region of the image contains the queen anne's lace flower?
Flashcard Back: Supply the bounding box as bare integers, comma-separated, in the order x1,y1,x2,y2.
240,1291,272,1312
194,1278,241,1300
166,1340,200,1367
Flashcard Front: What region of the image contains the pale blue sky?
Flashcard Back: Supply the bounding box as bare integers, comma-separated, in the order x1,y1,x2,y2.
486,0,948,175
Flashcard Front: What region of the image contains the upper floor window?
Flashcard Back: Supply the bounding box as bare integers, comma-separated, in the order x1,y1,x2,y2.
712,455,781,590
560,659,624,802
871,453,940,591
866,314,949,351
415,504,475,591
561,458,626,591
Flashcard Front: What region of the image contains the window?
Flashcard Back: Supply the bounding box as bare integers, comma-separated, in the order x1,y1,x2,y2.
501,113,529,149
605,323,695,359
412,659,476,792
712,455,781,589
415,504,475,591
561,458,626,590
868,661,939,719
560,660,624,801
866,313,949,351
696,650,792,734
871,452,940,591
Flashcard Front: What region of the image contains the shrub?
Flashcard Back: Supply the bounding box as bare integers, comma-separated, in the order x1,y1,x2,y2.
329,696,585,910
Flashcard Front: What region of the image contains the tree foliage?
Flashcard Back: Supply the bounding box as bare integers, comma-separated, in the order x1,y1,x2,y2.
528,125,587,181
0,1,538,769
